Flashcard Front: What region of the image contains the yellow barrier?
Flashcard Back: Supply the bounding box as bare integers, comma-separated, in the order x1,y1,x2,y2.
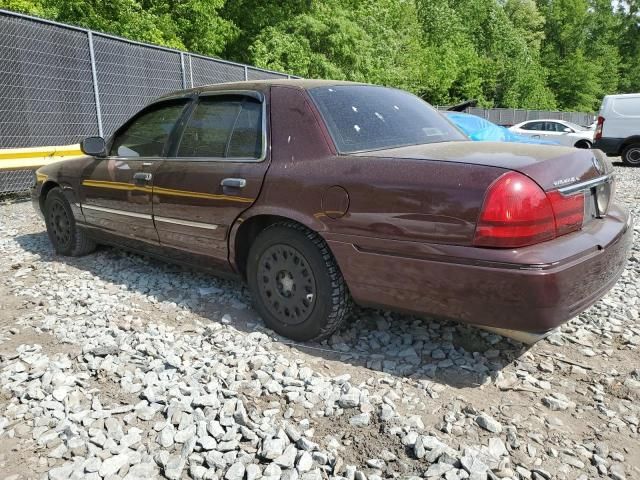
0,144,83,171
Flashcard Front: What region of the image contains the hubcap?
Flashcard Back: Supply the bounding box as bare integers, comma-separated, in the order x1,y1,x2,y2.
257,244,316,326
48,201,71,247
628,147,640,165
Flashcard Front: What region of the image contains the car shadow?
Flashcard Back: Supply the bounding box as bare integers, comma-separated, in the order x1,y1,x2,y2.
15,231,527,390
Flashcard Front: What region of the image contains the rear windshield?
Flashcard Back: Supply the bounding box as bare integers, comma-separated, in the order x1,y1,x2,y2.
309,85,466,153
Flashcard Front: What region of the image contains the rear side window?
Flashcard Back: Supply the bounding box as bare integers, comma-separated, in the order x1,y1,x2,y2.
613,97,640,117
546,122,565,132
110,101,187,157
177,96,263,159
309,85,465,153
521,121,544,131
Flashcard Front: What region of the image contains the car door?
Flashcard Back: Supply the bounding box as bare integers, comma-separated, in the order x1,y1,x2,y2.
152,91,270,270
515,121,545,139
542,121,572,146
79,99,190,245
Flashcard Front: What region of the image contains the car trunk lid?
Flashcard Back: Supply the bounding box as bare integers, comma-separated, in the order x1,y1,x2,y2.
357,141,615,239
354,141,611,192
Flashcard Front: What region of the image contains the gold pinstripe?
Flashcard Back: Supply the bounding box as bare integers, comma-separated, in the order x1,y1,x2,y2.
81,179,254,203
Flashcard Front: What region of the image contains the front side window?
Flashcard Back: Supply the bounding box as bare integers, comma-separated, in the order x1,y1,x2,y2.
546,122,566,132
309,85,466,153
110,101,187,157
177,96,263,159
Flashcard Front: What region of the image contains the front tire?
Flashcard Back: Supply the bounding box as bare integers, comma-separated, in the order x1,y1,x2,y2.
44,187,96,256
622,143,640,166
574,140,592,149
246,222,351,341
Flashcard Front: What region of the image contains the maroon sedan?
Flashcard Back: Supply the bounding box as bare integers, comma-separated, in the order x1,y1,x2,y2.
32,80,632,344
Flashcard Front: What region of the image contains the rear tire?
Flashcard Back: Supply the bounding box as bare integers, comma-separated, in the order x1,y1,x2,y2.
246,222,351,341
622,143,640,166
44,187,96,256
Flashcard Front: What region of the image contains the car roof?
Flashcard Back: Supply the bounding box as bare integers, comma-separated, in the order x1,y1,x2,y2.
603,93,640,99
521,119,566,123
157,79,370,100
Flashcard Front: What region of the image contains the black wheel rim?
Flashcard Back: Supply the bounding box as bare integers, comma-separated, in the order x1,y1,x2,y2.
257,244,317,326
48,200,71,248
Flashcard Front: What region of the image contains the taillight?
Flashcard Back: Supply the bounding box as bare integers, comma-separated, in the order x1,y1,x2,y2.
547,190,585,236
594,116,604,141
474,172,584,248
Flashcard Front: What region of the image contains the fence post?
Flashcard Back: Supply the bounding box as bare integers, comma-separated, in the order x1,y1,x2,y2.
87,31,103,137
244,66,248,81
180,52,187,89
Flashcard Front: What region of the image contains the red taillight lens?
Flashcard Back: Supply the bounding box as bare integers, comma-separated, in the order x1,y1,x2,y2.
473,172,585,248
547,190,585,236
594,116,604,141
473,172,556,248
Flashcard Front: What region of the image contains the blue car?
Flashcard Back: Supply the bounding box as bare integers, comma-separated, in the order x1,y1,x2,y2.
444,112,558,145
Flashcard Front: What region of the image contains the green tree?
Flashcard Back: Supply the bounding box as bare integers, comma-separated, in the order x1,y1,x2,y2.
1,0,636,110
617,0,640,93
242,0,428,95
416,0,555,108
0,0,236,55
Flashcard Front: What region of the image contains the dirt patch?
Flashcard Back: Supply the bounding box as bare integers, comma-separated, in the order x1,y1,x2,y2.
313,414,425,476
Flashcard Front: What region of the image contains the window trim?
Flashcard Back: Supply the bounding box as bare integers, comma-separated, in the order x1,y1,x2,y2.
170,90,268,163
106,97,193,160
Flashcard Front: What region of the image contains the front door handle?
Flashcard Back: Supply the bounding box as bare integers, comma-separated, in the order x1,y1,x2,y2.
221,178,247,188
133,172,152,183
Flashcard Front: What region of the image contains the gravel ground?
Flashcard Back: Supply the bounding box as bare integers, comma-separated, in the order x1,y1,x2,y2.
0,162,638,480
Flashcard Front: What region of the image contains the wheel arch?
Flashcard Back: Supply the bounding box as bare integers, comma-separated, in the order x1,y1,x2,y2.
38,180,61,213
230,209,328,280
39,179,82,220
574,139,592,149
621,135,640,150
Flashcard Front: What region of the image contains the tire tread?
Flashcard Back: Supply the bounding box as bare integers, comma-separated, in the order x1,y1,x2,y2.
622,143,640,166
45,187,96,257
254,221,352,341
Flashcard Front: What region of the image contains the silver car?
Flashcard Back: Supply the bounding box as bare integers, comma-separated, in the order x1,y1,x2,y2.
509,119,594,148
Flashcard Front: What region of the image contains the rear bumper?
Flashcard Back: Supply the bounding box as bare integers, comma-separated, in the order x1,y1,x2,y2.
327,205,633,336
594,137,624,156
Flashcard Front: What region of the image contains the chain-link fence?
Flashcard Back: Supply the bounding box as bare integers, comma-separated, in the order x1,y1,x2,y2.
0,170,33,196
0,9,293,149
0,9,596,195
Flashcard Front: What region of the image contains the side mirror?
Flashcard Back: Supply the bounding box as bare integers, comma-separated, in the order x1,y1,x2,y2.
81,136,107,157
563,127,572,133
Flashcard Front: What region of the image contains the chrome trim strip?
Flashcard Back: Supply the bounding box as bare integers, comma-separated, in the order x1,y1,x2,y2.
81,204,152,220
557,174,611,195
154,216,219,230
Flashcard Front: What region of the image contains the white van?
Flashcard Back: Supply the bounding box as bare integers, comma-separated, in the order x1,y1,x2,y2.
594,93,640,166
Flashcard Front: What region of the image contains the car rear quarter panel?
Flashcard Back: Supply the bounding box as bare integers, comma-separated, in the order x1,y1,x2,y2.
241,85,507,259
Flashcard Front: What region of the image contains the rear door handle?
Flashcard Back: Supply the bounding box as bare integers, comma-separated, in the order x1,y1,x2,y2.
221,178,247,188
133,172,152,183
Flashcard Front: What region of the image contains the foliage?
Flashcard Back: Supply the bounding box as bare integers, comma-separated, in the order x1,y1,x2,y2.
1,0,638,111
